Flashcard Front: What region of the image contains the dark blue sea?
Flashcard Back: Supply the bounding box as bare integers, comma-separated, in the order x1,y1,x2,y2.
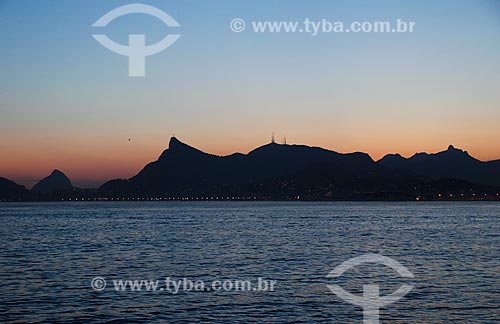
0,202,498,323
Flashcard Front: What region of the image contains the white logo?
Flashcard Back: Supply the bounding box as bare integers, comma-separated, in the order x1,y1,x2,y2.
92,3,180,77
91,277,107,291
326,254,414,324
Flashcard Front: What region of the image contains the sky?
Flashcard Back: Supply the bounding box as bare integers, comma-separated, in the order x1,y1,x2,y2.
1,0,499,188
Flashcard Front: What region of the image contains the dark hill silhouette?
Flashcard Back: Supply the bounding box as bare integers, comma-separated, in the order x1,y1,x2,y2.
378,145,500,186
100,137,384,195
99,137,500,200
0,177,27,201
32,169,73,194
2,138,499,201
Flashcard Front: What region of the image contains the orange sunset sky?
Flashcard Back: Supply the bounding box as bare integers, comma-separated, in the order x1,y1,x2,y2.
1,0,499,188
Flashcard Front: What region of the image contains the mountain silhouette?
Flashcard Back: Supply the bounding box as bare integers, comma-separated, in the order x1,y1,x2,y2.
99,137,500,200
2,139,499,201
101,137,379,195
378,145,500,186
32,169,73,194
0,177,27,201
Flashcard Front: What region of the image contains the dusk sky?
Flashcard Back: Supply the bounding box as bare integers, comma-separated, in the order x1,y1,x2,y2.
1,0,499,188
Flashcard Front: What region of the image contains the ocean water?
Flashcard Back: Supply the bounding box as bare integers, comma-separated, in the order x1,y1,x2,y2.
0,202,498,323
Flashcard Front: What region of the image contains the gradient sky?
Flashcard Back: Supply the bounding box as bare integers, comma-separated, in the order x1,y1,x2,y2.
1,0,499,188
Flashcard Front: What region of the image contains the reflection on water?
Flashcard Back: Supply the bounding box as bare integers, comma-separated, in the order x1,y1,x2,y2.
0,202,498,323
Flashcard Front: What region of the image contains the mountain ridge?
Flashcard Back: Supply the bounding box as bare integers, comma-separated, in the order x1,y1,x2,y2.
2,138,500,201
32,169,73,194
97,137,500,200
378,145,500,186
